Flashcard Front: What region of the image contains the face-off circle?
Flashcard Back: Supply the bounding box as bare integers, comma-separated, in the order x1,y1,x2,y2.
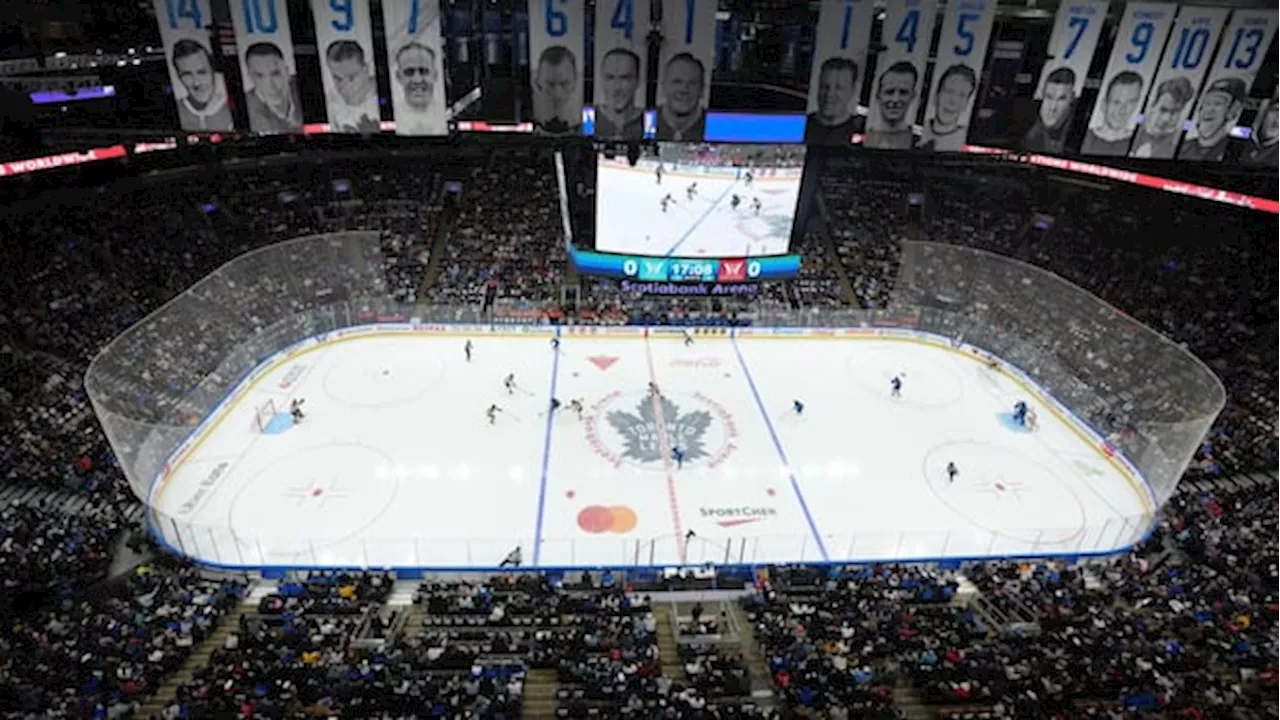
583,389,739,472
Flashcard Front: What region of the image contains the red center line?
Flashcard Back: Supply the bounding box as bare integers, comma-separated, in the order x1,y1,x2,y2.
643,330,686,565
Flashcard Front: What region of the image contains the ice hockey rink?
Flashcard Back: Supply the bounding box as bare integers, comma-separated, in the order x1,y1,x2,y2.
148,327,1156,570
595,159,802,258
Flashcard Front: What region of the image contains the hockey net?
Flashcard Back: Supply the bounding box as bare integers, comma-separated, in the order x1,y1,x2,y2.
253,399,277,432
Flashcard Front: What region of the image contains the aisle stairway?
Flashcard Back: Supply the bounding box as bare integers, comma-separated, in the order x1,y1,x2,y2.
724,604,777,710
522,668,558,720
654,605,683,678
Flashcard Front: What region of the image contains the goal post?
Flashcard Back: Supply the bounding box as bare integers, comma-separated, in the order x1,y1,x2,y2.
253,399,277,432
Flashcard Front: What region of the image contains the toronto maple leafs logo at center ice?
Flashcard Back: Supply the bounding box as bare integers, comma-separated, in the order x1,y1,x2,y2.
591,390,739,469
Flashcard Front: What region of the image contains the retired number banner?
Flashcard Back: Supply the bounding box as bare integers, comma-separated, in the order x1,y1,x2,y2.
154,0,235,132
229,0,303,134
382,0,449,136
1125,6,1229,159
529,0,586,135
656,0,717,141
805,0,876,145
865,0,939,150
1079,2,1176,156
311,0,380,133
1021,0,1108,154
592,0,647,140
920,0,996,151
1181,9,1279,163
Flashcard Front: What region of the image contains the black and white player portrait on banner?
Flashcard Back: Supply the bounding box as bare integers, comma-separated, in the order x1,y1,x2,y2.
1127,6,1229,159
593,0,647,140
1020,0,1107,154
1181,9,1279,163
1079,1,1175,156
381,0,448,136
1178,77,1246,161
864,0,938,150
804,0,874,145
311,0,381,134
529,0,585,135
1237,93,1278,167
919,0,994,152
229,0,303,134
656,0,716,141
152,0,234,132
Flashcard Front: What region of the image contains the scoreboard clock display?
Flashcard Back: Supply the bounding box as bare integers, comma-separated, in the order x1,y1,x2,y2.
570,247,803,282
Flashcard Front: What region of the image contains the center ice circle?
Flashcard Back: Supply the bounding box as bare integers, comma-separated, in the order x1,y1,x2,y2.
845,344,965,408
922,440,1087,546
587,390,738,472
227,442,398,560
321,341,445,407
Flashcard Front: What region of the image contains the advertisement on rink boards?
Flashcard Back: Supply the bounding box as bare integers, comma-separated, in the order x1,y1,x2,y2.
804,0,876,145
381,0,449,136
656,0,717,142
229,0,303,134
592,0,649,140
1019,0,1109,155
152,0,235,132
310,0,381,134
1079,1,1176,157
1127,6,1230,160
528,0,586,136
1183,8,1279,164
864,0,940,150
919,0,997,152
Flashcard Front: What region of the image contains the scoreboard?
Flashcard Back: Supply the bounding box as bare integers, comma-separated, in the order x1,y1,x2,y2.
569,247,803,282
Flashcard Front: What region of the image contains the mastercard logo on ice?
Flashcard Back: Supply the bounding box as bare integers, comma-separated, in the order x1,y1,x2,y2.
577,505,637,534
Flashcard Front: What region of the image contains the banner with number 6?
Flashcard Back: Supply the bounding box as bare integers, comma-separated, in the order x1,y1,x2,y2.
382,0,449,136
805,0,875,145
920,0,995,151
593,0,647,140
311,0,381,134
1079,2,1176,156
865,0,939,150
1020,0,1108,154
153,0,235,132
229,0,303,134
1126,6,1229,159
657,0,717,142
529,0,586,135
1181,8,1278,162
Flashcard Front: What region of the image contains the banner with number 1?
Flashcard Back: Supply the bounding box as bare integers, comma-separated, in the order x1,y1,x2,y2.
153,0,235,132
657,0,717,142
529,0,585,135
805,0,875,145
865,0,938,150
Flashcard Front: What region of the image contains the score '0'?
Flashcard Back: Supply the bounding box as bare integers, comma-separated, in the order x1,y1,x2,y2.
747,261,762,278
622,259,638,276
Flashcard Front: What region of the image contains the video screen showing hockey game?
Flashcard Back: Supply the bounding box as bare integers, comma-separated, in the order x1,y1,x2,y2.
595,143,806,258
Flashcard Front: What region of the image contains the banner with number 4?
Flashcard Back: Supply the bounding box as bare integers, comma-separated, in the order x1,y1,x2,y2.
593,0,647,140
865,0,938,150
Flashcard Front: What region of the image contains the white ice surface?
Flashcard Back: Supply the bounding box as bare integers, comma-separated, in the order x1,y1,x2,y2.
150,332,1153,569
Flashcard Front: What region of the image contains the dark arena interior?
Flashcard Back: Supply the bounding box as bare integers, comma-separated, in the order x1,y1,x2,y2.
0,0,1278,718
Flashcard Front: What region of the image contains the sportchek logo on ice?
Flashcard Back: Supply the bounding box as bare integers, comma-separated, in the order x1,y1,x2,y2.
700,506,777,528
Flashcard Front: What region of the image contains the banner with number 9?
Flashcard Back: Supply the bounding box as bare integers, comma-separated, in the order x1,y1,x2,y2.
1079,1,1175,157
864,0,938,150
152,0,236,132
528,0,585,136
311,0,381,134
593,0,647,140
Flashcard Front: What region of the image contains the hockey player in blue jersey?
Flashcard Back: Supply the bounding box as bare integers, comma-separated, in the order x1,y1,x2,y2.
793,400,804,415
1013,400,1028,426
890,375,903,397
672,446,685,469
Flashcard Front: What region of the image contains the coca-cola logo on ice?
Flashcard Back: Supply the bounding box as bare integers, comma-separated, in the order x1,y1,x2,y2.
670,357,721,369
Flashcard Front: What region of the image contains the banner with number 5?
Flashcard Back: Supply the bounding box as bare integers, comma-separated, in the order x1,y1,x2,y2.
529,0,585,135
382,0,448,136
1181,9,1278,163
657,0,717,142
229,0,303,134
865,0,938,150
1080,2,1176,156
593,0,647,140
920,0,995,152
1126,6,1229,159
153,0,235,132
